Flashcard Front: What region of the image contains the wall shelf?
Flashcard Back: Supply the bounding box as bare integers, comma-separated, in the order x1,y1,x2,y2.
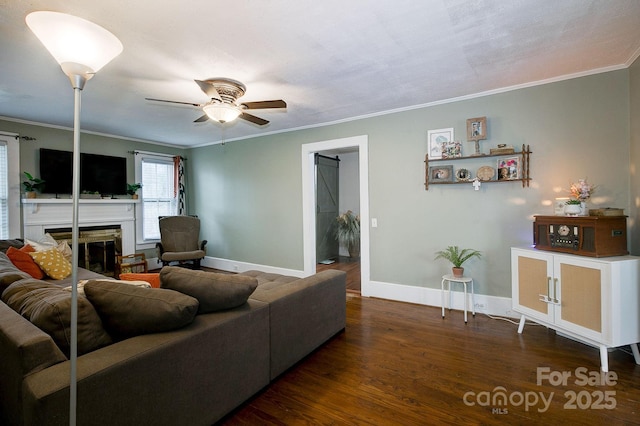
424,144,531,190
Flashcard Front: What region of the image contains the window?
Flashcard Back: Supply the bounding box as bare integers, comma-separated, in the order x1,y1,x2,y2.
135,153,177,249
0,133,20,238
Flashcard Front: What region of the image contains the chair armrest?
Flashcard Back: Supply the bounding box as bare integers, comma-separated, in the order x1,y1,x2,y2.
199,240,207,251
156,242,165,256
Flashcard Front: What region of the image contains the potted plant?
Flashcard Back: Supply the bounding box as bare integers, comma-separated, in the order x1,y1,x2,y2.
22,172,45,198
564,199,582,216
126,183,142,199
335,210,360,258
435,245,481,278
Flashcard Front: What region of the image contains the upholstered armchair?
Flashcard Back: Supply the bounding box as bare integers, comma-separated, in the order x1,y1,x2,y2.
156,215,207,268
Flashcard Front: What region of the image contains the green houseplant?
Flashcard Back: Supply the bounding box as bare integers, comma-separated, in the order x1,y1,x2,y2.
126,183,142,199
435,245,481,278
22,172,45,198
335,210,360,258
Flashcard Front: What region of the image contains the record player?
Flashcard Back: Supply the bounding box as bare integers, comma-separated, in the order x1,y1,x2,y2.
533,215,628,257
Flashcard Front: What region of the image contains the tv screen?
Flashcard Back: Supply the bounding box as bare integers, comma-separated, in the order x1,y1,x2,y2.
39,148,128,195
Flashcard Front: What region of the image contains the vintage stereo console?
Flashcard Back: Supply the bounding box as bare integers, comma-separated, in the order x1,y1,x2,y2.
533,215,628,257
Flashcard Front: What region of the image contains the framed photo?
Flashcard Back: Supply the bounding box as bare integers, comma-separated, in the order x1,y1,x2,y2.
497,157,520,180
466,117,487,141
428,165,454,183
456,168,472,181
427,128,454,159
441,140,462,159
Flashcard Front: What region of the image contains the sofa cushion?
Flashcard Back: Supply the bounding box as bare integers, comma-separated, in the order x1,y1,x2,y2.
6,245,45,279
119,272,161,288
0,238,24,253
1,279,112,357
160,266,258,313
29,248,72,280
0,252,31,293
84,279,198,338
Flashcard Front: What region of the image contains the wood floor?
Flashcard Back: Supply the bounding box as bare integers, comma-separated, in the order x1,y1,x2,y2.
219,296,640,425
317,256,360,293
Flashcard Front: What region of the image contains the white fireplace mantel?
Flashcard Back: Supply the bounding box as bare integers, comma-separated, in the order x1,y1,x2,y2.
22,198,138,255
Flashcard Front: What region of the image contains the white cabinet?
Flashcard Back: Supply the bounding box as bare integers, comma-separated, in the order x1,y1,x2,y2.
511,247,640,372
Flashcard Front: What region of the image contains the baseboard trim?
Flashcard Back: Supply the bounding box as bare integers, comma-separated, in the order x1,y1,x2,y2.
202,256,305,278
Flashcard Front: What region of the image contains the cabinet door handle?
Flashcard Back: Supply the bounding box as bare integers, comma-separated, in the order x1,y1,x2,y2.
553,278,559,304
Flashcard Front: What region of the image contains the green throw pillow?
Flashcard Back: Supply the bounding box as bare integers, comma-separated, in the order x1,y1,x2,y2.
159,266,258,313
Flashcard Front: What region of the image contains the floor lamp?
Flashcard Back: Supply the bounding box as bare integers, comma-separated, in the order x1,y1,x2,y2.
25,11,122,425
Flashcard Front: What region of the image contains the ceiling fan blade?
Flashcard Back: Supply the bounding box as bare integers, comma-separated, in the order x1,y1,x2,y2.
145,98,202,107
193,114,209,123
241,100,287,110
194,80,222,101
239,112,269,126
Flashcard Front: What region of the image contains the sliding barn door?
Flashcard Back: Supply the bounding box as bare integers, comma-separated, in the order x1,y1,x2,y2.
315,154,339,263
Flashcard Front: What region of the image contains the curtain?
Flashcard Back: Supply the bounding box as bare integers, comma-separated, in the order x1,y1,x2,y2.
174,156,186,215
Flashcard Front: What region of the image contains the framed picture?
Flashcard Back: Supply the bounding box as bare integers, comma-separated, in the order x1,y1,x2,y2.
427,128,454,159
497,156,520,180
441,140,462,159
456,168,472,181
466,117,487,141
428,165,454,183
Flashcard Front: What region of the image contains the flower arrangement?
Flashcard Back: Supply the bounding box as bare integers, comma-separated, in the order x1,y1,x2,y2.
335,210,360,257
569,178,596,201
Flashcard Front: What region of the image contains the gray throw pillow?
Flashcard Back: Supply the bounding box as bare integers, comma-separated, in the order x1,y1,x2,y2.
84,279,199,338
0,252,30,293
160,266,258,313
2,279,112,356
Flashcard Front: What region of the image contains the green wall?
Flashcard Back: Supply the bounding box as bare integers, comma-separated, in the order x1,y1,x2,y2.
191,69,632,298
630,57,640,254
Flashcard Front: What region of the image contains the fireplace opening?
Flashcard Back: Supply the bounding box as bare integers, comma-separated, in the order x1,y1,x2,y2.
47,226,122,277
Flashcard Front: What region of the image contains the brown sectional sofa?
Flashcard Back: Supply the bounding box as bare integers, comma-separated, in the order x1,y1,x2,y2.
0,241,346,426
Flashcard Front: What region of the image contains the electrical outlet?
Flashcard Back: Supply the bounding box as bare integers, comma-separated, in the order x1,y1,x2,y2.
233,264,239,271
474,303,486,309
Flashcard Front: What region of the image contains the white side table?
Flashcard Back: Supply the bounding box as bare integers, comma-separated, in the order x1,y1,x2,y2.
441,274,475,323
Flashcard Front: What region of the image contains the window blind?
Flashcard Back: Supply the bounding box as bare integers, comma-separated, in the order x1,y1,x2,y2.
141,158,176,241
0,141,8,238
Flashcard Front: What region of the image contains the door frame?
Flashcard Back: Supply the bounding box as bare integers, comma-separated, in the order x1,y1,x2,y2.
301,135,370,296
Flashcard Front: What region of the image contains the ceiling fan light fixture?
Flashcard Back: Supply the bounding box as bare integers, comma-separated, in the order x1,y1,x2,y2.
203,103,242,123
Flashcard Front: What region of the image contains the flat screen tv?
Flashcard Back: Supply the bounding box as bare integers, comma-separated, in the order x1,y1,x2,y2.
39,148,128,195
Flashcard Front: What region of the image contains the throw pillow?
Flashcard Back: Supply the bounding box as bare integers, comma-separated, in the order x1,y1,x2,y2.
160,266,258,314
84,280,198,338
26,234,73,262
119,272,161,288
0,251,31,292
1,279,112,356
6,245,45,279
29,248,72,280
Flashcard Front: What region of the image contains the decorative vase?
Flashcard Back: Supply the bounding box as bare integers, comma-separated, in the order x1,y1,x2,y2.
348,244,360,259
564,204,581,216
452,267,464,278
580,201,587,216
25,191,36,199
132,194,139,200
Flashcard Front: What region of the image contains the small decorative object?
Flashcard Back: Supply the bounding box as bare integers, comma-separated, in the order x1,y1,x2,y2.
428,128,454,160
22,172,45,198
80,190,101,199
441,140,462,158
126,183,142,199
455,168,471,182
429,165,454,182
489,145,515,155
472,177,482,191
335,210,360,258
568,178,596,216
476,166,495,181
497,157,520,180
554,197,570,215
435,245,482,278
564,199,582,216
466,116,487,156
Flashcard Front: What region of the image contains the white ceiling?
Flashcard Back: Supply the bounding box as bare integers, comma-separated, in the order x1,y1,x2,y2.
1,0,639,148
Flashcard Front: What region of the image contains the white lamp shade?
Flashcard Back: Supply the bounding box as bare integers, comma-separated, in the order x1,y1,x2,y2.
203,103,242,123
26,11,123,74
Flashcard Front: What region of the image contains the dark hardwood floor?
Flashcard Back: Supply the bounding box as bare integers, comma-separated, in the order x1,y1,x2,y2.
220,296,640,425
317,256,360,293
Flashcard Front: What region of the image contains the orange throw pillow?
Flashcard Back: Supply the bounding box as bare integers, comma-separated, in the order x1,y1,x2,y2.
6,245,45,279
119,273,161,288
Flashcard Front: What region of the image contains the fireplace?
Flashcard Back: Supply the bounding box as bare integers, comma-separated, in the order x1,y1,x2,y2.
47,226,122,277
22,198,138,277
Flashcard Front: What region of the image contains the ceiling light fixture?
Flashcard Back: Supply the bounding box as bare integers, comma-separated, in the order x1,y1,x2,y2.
26,11,122,426
203,103,242,123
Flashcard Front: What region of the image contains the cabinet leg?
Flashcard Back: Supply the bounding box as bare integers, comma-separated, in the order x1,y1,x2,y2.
599,345,609,373
517,315,526,334
631,343,640,365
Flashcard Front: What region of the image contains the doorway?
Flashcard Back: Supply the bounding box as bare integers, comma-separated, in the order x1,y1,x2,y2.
315,154,340,264
301,135,370,296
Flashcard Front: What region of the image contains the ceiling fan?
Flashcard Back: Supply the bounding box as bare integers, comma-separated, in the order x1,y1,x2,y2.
145,78,286,125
